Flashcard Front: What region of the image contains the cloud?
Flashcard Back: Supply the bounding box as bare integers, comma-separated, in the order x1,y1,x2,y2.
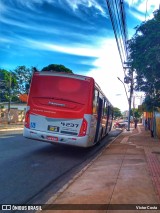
58,0,107,17
0,37,13,43
1,16,33,30
19,37,102,58
136,1,159,14
0,0,106,45
126,1,160,21
0,1,7,13
128,10,145,22
85,39,129,111
1,0,107,19
10,0,55,10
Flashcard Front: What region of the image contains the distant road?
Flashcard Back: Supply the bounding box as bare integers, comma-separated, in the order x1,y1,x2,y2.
0,129,121,206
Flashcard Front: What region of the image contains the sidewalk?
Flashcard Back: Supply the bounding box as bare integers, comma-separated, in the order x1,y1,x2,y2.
0,123,24,132
40,124,160,213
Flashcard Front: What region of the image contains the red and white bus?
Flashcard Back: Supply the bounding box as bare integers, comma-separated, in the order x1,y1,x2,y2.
23,71,113,147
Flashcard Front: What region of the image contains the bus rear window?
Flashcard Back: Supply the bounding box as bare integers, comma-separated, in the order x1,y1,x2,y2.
30,75,90,104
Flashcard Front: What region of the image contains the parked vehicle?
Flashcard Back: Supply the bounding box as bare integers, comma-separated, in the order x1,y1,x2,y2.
113,120,128,129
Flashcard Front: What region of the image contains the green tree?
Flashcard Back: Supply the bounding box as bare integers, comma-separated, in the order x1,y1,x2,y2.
142,95,160,112
127,9,160,110
0,69,18,102
113,107,122,119
13,66,33,94
131,108,142,119
42,64,73,73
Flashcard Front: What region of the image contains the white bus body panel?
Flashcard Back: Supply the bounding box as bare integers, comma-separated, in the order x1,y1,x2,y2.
23,114,97,147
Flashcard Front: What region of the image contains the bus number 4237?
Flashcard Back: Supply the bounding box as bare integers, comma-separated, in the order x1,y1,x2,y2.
61,122,79,128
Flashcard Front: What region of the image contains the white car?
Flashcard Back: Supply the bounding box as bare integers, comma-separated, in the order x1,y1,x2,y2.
118,120,128,128
113,120,128,128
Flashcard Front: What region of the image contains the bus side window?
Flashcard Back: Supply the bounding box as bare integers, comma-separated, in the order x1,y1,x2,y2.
110,107,113,119
102,99,105,116
108,106,113,122
104,100,107,116
106,107,108,118
93,89,98,114
97,92,103,113
107,105,110,119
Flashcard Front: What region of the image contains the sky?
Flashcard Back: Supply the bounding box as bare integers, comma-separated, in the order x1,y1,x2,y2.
0,0,159,111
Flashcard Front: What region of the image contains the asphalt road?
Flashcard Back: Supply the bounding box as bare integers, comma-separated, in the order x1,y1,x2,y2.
0,129,121,206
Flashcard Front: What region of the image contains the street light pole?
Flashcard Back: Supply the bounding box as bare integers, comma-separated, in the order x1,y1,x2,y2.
117,77,129,103
127,91,132,131
117,75,133,131
8,72,11,124
127,71,133,131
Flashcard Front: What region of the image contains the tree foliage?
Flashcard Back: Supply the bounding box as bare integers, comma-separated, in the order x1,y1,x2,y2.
127,9,160,110
130,108,142,118
42,64,73,73
0,69,18,102
113,107,122,119
143,95,160,112
13,66,33,94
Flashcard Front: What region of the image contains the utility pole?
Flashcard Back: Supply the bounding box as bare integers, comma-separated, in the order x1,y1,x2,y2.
127,70,133,131
123,62,134,131
117,75,133,131
8,72,11,124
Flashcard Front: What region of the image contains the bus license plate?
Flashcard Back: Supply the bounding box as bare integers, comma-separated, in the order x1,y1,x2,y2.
47,136,58,141
48,125,59,132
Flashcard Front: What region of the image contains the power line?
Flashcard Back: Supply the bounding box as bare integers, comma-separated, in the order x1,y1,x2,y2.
105,0,128,74
106,0,123,65
114,0,126,62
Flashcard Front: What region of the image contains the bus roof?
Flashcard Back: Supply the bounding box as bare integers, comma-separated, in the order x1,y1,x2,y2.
34,71,93,82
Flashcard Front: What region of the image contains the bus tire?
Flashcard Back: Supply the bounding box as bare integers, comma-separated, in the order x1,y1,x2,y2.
96,140,100,145
100,128,103,140
96,129,103,145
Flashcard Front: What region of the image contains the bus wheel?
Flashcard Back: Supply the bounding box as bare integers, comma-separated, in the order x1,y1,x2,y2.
96,129,103,145
100,129,103,140
96,140,100,146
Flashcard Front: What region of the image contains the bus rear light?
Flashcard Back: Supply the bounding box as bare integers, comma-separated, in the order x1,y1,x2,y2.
79,118,88,137
24,110,30,128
